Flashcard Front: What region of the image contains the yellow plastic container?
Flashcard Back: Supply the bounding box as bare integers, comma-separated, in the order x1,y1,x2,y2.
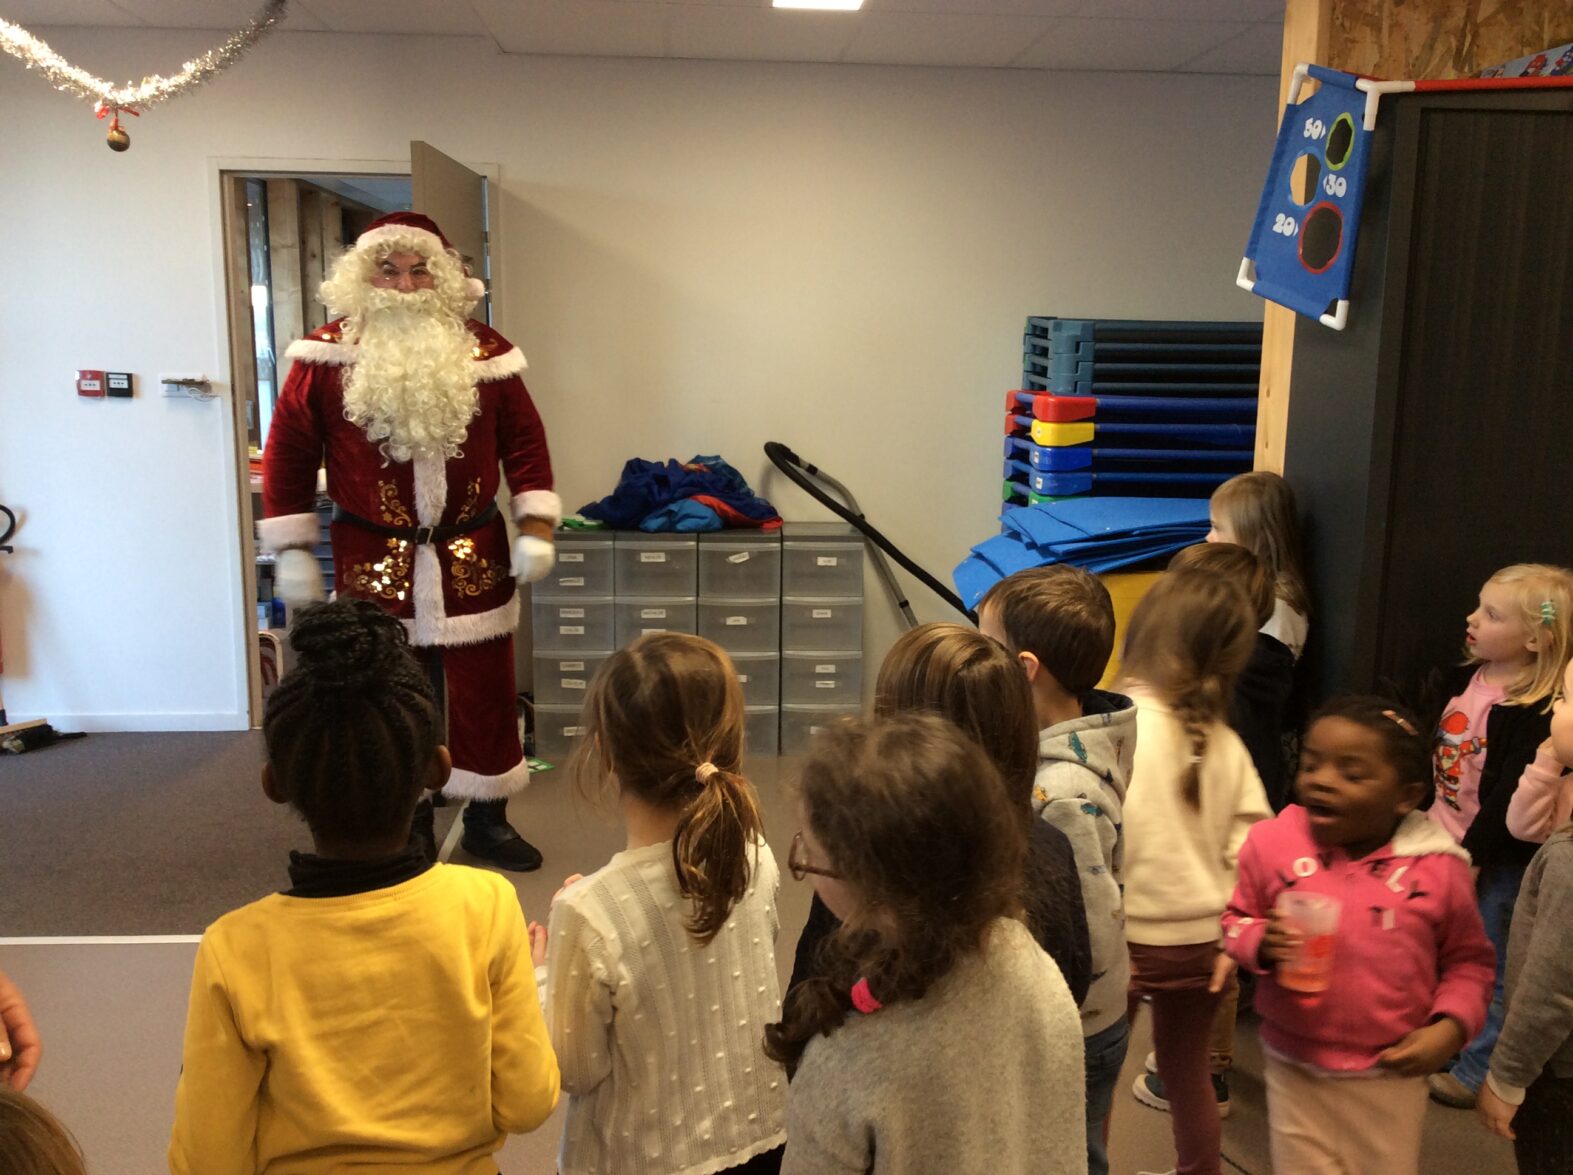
1097,570,1164,688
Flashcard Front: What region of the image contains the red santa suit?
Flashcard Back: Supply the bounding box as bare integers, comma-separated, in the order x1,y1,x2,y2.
258,316,557,800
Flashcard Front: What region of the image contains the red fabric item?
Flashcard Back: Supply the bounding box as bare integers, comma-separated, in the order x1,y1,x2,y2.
687,494,784,530
419,635,524,780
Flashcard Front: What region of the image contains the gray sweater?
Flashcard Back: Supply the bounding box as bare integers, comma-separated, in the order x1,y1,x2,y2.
1487,828,1573,1102
781,918,1087,1175
1034,690,1136,1036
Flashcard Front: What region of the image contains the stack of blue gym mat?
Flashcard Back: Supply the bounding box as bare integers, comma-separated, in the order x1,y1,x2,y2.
1003,316,1262,506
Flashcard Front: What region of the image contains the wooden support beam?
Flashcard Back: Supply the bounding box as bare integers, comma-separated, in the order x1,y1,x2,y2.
265,179,305,358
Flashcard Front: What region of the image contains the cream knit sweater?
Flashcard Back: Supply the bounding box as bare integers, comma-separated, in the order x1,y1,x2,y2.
1122,687,1272,946
545,838,787,1175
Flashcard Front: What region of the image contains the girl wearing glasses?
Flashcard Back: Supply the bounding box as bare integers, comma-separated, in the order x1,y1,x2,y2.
787,623,1090,1007
766,713,1085,1174
541,633,787,1175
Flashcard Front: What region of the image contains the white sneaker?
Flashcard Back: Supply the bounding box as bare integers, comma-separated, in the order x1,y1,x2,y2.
1145,1049,1158,1075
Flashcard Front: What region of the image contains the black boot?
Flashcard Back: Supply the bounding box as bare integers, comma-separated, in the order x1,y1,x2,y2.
460,798,542,873
409,796,438,865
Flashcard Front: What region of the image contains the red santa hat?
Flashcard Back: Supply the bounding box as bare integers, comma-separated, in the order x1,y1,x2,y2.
355,211,486,300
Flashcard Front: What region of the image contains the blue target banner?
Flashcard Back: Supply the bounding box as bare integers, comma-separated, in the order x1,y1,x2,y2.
1239,66,1374,330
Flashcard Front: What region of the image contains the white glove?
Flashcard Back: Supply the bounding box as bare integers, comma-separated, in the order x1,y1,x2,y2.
275,548,326,605
511,534,556,584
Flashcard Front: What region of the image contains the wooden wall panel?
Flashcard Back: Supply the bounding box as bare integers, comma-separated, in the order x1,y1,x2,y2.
1331,0,1573,79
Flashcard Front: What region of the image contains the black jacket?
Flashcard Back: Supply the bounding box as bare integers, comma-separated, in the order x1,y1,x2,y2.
1426,665,1553,870
787,819,1092,1008
1230,633,1297,810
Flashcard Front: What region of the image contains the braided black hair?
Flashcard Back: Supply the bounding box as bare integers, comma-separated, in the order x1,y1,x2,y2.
263,599,441,844
1305,694,1430,793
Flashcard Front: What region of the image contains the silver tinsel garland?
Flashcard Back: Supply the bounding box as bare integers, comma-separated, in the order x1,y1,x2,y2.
0,0,287,118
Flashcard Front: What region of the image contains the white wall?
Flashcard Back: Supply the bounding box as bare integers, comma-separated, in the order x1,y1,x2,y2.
0,29,1275,729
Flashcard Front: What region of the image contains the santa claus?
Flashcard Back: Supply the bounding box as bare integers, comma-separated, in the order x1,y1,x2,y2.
260,211,557,871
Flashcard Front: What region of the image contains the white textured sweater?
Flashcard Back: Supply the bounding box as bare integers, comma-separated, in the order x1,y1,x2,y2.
1122,687,1272,946
782,918,1086,1175
545,839,787,1175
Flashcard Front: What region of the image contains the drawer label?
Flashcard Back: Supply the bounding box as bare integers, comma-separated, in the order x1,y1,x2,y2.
562,678,586,690
641,627,666,635
736,674,750,684
725,615,748,626
560,625,585,635
812,608,833,619
815,663,837,674
639,551,667,563
559,576,585,587
560,552,585,563
817,556,839,567
640,607,668,619
564,725,584,737
816,680,837,689
560,607,585,618
559,661,585,671
727,552,751,564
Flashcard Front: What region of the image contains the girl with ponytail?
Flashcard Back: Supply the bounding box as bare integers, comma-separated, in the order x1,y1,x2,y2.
544,632,786,1175
1116,569,1272,1175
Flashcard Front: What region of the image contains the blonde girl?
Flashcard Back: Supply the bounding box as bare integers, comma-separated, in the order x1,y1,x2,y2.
1429,564,1573,1110
1207,471,1311,661
545,632,786,1175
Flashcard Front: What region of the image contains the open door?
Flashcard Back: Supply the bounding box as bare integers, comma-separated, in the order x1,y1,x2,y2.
412,141,490,321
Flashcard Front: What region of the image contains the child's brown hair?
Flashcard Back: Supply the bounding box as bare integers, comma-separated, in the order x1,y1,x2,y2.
873,623,1037,811
0,1087,87,1175
1118,569,1256,809
979,565,1115,695
1209,471,1310,616
762,713,1025,1072
571,632,765,945
1168,542,1275,629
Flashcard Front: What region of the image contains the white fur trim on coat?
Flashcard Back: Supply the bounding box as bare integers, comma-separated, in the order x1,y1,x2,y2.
257,511,321,553
473,346,526,382
512,490,562,528
444,755,532,801
284,337,355,366
406,544,521,648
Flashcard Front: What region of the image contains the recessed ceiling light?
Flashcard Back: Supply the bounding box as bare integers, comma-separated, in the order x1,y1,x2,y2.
773,0,865,10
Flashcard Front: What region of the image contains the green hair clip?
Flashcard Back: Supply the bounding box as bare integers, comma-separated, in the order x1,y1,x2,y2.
1542,599,1557,627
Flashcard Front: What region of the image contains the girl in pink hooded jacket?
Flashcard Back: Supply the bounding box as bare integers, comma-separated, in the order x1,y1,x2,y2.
1221,696,1494,1175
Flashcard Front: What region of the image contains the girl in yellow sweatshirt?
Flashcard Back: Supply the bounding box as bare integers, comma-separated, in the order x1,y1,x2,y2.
169,600,559,1175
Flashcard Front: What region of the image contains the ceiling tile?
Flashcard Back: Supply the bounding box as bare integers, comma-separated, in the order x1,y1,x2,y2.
1012,17,1253,71
842,11,1057,68
297,1,486,37
1176,19,1283,74
667,6,858,63
471,0,666,57
94,0,326,31
867,0,1086,14
1067,0,1283,20
0,0,142,24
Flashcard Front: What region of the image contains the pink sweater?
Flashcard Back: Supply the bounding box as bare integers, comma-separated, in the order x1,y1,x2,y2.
1222,806,1494,1072
1505,744,1573,843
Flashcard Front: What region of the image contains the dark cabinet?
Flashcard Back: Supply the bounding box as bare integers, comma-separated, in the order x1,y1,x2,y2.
1284,87,1573,703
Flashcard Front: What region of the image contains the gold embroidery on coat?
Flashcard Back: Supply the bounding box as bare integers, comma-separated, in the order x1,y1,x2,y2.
348,538,411,601
456,478,483,523
378,481,412,527
448,535,501,597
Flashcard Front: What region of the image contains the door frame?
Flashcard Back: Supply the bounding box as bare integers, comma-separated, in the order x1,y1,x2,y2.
207,156,502,727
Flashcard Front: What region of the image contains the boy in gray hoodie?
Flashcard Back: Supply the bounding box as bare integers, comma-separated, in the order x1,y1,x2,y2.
980,565,1137,1175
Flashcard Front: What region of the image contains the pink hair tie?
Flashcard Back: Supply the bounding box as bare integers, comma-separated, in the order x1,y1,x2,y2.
695,762,719,785
850,977,882,1014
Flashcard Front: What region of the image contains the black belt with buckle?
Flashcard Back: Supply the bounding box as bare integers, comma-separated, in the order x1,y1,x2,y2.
332,500,499,545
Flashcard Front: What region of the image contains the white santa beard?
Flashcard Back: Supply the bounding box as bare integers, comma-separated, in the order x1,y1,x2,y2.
341,292,479,463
